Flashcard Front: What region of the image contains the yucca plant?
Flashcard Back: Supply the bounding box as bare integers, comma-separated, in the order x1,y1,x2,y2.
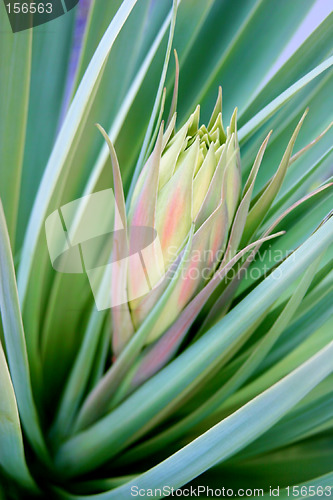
0,0,333,498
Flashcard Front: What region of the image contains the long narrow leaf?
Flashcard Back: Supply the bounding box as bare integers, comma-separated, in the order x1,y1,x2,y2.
238,56,333,143
0,202,49,464
0,342,37,491
18,0,139,305
0,4,32,247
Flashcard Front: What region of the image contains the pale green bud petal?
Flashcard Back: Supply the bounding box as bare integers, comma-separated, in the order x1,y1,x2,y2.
193,144,217,220
155,137,198,267
159,123,187,190
223,133,241,225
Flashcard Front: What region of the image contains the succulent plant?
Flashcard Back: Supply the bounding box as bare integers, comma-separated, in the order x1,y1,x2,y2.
77,86,328,430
